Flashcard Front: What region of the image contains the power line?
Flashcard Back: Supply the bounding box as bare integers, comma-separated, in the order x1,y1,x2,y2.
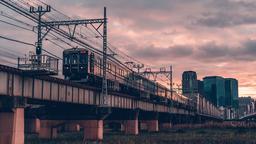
0,19,33,31
0,10,34,27
42,49,62,60
0,57,16,66
0,35,35,46
36,0,145,67
0,0,148,78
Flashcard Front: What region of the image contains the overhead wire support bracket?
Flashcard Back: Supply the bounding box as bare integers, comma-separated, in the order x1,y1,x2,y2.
141,66,173,104
40,7,109,107
42,18,105,26
29,5,51,64
41,18,105,40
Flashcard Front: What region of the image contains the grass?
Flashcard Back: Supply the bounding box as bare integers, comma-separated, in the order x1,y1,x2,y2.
25,128,256,144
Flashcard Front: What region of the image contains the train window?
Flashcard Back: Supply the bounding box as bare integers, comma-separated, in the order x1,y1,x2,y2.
80,54,84,64
108,64,112,72
64,56,69,64
72,54,78,64
90,53,95,73
80,52,88,64
120,69,123,76
107,63,110,70
112,64,115,72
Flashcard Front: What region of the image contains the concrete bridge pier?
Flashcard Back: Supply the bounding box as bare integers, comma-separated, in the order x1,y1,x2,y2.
160,119,172,130
79,120,104,141
158,113,172,130
39,120,63,139
0,97,25,144
145,120,159,132
25,118,40,134
77,108,110,142
144,113,159,132
124,110,139,135
0,108,24,144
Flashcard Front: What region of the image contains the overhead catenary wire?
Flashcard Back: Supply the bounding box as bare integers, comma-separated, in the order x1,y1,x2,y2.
0,19,33,31
29,0,145,69
0,0,153,80
0,57,17,66
0,34,60,60
0,10,67,60
0,0,178,99
0,10,35,27
35,0,145,67
0,34,35,46
0,10,71,52
0,0,146,70
1,0,156,76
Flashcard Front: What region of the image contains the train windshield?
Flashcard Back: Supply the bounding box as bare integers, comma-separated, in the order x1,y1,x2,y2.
72,54,78,64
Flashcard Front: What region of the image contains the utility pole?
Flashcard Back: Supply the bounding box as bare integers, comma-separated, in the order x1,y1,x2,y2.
124,62,144,73
133,64,144,73
102,7,108,106
170,65,173,100
142,65,173,103
30,5,51,64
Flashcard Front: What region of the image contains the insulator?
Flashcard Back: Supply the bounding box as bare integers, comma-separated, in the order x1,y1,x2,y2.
47,5,51,12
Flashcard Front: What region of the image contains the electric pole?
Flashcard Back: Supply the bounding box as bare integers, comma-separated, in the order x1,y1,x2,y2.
30,5,51,64
102,7,109,106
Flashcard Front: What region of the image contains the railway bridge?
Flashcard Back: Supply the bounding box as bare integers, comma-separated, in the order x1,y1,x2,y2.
0,64,222,144
240,112,256,121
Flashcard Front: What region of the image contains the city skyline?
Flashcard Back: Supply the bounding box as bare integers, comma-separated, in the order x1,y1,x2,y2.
0,0,255,97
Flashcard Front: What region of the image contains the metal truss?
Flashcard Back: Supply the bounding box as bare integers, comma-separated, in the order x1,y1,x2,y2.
142,66,173,100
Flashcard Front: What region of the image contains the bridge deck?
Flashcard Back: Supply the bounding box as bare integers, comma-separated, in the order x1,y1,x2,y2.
0,64,191,115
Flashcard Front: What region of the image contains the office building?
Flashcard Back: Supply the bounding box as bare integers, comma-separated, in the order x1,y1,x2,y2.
182,71,198,95
225,78,239,109
203,76,225,107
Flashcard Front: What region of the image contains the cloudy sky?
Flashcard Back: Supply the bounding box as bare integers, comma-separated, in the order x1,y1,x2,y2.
1,0,256,97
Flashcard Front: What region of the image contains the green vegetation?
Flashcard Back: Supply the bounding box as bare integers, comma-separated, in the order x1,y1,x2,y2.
26,128,256,144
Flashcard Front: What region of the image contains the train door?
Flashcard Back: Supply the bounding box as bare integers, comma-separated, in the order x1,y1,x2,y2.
89,52,95,74
63,53,71,77
79,50,88,78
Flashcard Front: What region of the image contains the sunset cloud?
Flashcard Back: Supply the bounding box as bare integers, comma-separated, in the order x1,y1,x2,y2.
1,0,256,97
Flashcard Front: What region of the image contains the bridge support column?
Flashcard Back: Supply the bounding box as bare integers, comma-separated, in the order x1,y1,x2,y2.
145,120,159,132
39,120,59,139
0,108,24,144
142,112,159,132
124,119,139,135
80,120,103,141
124,110,139,135
25,118,40,134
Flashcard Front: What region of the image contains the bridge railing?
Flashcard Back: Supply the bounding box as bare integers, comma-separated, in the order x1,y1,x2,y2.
197,94,223,119
18,54,59,75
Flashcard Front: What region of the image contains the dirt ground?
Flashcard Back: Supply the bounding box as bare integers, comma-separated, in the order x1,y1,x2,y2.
26,128,256,144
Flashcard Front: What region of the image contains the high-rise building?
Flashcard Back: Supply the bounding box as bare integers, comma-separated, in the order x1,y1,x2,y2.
198,80,204,96
203,76,225,107
182,71,198,95
225,78,239,109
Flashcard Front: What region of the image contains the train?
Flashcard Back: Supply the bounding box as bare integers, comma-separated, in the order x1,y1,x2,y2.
62,47,193,109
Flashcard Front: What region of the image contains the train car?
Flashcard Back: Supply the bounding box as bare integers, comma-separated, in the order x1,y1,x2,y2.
62,47,192,107
63,48,88,80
